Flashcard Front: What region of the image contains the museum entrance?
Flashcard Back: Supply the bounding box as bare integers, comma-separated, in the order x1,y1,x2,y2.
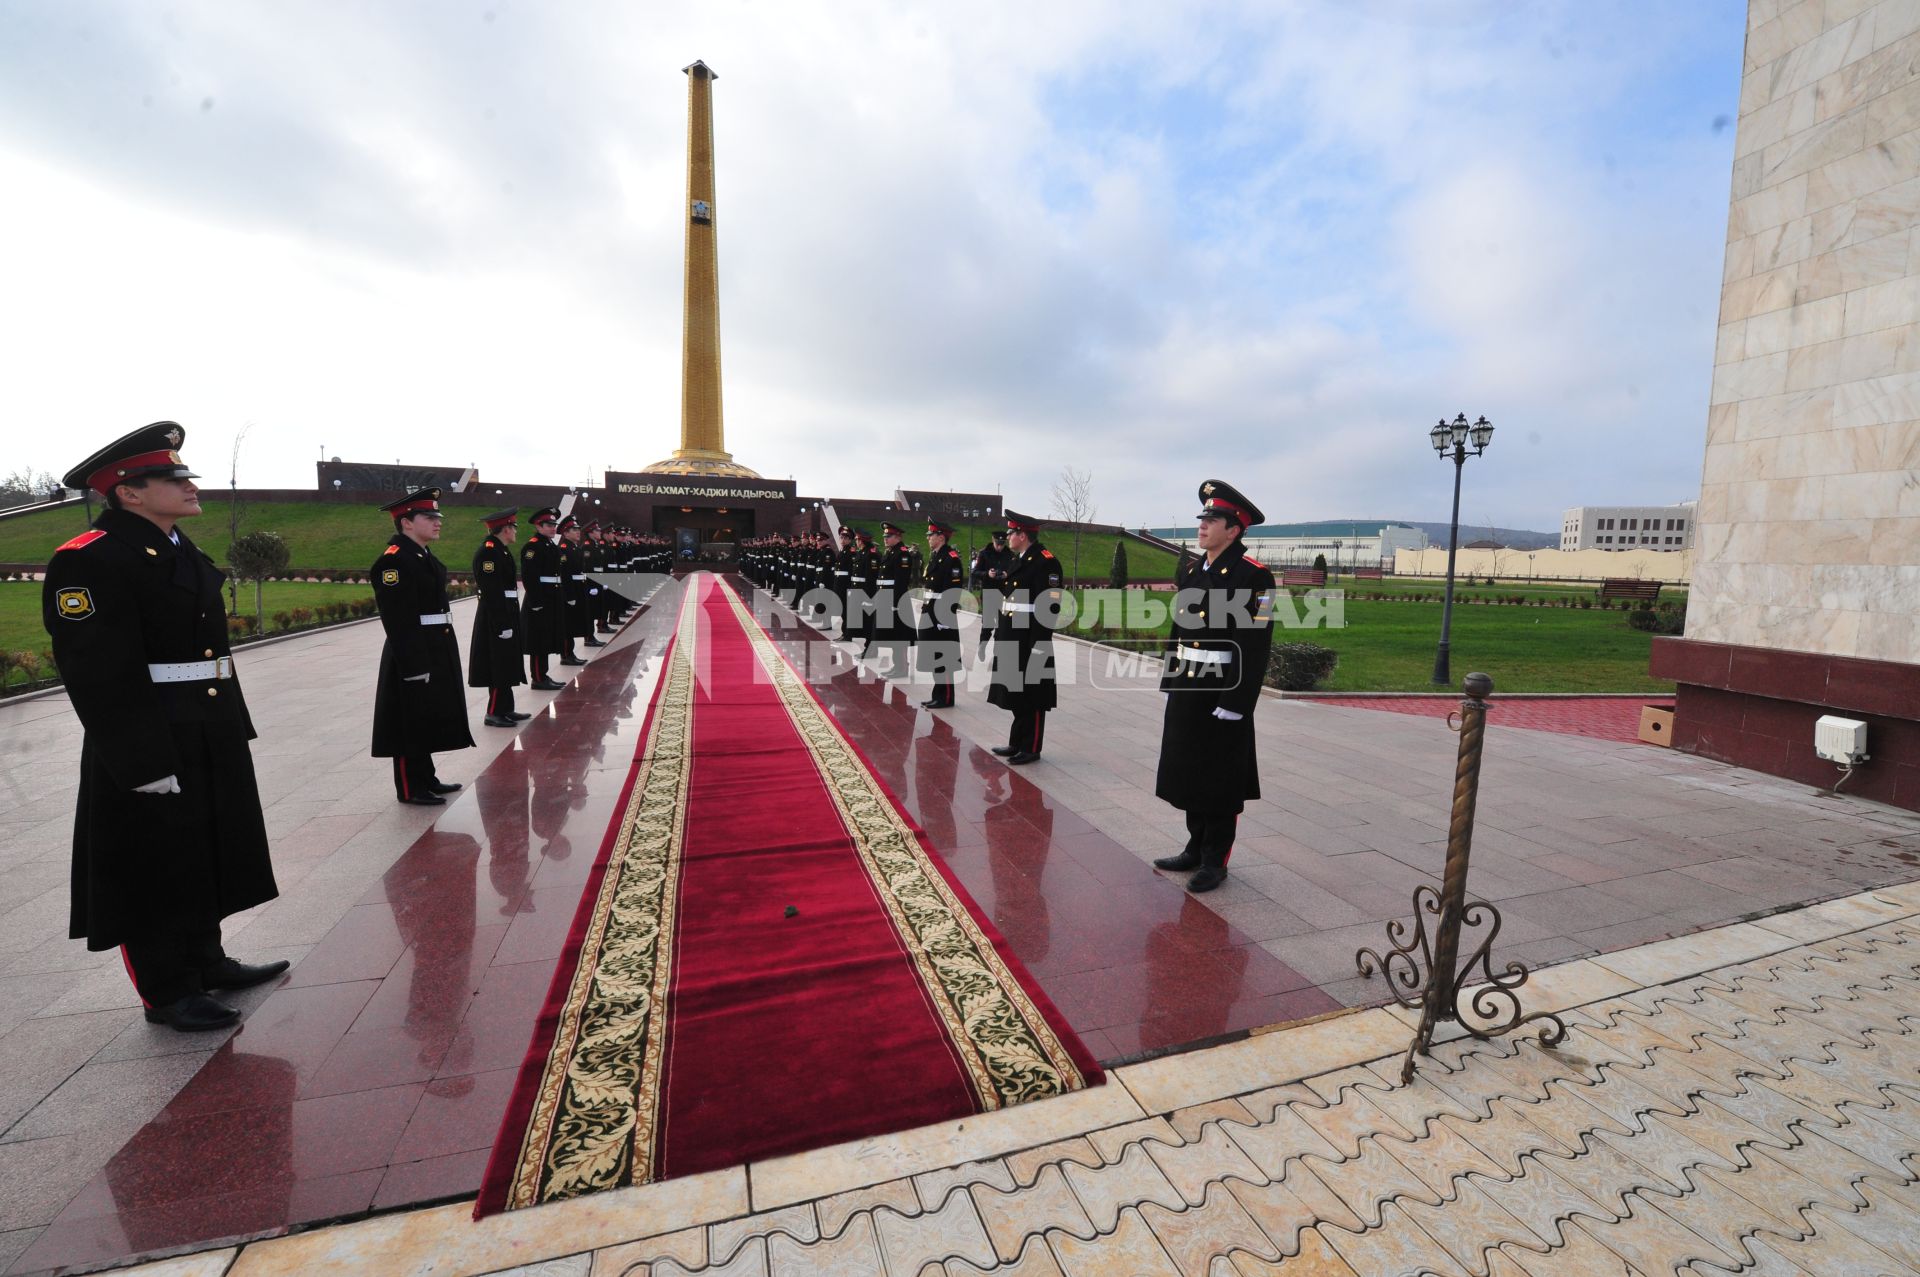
653,506,752,562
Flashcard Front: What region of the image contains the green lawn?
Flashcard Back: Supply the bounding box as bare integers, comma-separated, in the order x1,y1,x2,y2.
1065,588,1675,694
0,500,511,573
0,580,381,688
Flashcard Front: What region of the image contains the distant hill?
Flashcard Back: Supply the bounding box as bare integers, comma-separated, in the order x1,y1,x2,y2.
1398,521,1560,550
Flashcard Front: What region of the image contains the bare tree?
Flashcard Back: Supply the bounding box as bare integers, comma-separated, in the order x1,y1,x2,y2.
1482,513,1508,580
0,467,62,510
1049,466,1096,585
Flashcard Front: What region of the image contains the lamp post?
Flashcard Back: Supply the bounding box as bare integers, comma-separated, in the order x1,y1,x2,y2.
1429,413,1494,685
1331,539,1343,581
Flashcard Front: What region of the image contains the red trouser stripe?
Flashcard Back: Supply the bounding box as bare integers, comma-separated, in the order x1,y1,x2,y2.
395,757,410,799
488,688,499,715
118,945,151,1008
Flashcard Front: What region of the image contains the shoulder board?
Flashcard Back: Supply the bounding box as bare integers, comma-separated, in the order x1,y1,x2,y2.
484,539,496,549
1040,549,1055,559
55,529,107,553
946,548,959,558
1244,556,1265,569
383,544,399,555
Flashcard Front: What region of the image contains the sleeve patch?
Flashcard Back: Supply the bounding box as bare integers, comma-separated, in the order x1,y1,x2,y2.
381,568,400,585
54,587,94,619
1255,591,1274,622
481,560,495,572
56,530,106,553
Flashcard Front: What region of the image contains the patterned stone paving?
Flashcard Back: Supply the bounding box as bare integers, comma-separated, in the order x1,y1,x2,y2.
168,890,1920,1277
1304,697,1672,747
559,918,1920,1277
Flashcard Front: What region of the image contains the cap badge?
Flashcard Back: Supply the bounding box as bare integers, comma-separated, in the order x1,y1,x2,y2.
1202,482,1216,496
164,427,183,448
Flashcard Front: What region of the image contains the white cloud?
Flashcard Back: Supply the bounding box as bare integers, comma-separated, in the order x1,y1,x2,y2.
0,0,1742,530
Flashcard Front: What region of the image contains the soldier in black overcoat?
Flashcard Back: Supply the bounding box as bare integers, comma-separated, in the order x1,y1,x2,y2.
371,488,475,804
915,519,966,709
557,515,594,659
985,515,1062,764
469,509,529,728
847,528,880,652
44,422,288,1031
519,508,565,689
971,529,1013,654
1152,480,1278,893
869,521,921,675
829,526,855,633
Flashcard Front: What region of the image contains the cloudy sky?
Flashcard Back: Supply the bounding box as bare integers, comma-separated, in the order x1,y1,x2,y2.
0,1,1744,531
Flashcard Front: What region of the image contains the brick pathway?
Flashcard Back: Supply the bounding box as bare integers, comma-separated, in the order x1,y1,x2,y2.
163,883,1920,1276
1307,696,1675,746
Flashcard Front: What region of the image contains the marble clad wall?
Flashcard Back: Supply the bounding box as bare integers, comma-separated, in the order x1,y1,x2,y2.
1691,0,1920,662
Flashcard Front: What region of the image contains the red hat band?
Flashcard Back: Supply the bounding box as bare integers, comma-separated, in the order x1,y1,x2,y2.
393,497,441,518
1203,498,1251,529
87,450,184,496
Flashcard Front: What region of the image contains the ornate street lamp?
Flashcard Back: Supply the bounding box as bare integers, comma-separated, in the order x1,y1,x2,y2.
1429,413,1494,685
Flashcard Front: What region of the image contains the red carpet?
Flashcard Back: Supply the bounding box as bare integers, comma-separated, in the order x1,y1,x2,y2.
477,576,1099,1214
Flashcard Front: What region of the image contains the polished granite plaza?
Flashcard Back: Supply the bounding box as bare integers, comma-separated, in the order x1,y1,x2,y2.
2,575,1918,1274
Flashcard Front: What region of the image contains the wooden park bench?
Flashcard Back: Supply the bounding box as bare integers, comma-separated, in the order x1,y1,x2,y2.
1597,578,1662,604
1280,568,1327,587
1350,567,1384,580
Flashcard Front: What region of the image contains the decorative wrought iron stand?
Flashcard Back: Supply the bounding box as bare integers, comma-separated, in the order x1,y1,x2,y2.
1357,673,1567,1082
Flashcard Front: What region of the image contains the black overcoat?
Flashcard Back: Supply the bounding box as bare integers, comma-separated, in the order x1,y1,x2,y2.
1154,541,1277,813
985,542,1061,713
468,535,525,689
370,535,474,757
43,510,278,950
914,542,966,676
872,543,920,642
519,533,565,655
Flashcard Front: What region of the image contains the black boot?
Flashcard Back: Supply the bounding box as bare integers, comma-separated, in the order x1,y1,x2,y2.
1153,851,1202,872
1187,865,1229,893
144,993,241,1031
201,957,292,991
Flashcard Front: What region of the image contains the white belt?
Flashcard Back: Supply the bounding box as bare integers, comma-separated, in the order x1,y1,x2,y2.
1176,645,1231,664
834,571,849,576
877,579,898,586
1002,602,1036,613
419,613,449,625
501,589,518,598
537,575,561,583
149,658,233,683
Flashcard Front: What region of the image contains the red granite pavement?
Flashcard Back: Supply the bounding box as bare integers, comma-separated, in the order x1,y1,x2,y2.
1305,694,1674,744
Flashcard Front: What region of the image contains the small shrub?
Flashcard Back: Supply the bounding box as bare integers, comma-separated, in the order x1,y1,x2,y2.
1266,642,1339,691
289,607,314,626
226,615,254,639
271,611,292,631
1626,608,1659,632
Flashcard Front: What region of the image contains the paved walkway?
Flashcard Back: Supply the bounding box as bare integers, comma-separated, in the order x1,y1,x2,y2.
1304,697,1674,746
3,576,1918,1274
132,882,1920,1275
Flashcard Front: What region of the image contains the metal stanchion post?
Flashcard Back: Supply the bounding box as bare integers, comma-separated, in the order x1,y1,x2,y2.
1357,673,1566,1081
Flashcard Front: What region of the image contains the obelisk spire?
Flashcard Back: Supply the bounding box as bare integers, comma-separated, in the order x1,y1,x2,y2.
645,59,759,478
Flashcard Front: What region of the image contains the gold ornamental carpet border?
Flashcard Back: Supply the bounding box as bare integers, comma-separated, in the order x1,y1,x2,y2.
480,576,1098,1216
715,577,1093,1110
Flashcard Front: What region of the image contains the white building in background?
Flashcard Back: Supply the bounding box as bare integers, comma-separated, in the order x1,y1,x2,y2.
1560,501,1696,551
1143,520,1429,568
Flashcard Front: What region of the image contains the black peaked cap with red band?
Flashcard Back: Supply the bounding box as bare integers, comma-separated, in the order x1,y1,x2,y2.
926,519,954,536
64,421,201,495
530,507,561,525
482,508,518,529
380,487,443,518
1005,513,1041,534
1195,479,1265,529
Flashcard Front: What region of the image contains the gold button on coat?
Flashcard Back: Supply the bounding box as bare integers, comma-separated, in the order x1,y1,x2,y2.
207,688,218,697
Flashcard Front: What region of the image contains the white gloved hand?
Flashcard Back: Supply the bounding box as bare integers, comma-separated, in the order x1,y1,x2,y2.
1211,707,1243,721
499,629,514,639
134,775,181,794
403,672,431,684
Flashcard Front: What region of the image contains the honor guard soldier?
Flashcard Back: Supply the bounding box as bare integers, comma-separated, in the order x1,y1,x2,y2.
587,522,617,635
520,507,565,689
555,514,590,663
45,422,287,1031
870,521,920,674
986,515,1061,764
916,520,965,708
1152,480,1278,893
830,526,855,633
372,488,475,804
971,528,1013,654
846,528,879,652
470,509,530,728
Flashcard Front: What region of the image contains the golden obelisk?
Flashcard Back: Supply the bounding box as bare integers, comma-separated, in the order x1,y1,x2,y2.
643,59,759,478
